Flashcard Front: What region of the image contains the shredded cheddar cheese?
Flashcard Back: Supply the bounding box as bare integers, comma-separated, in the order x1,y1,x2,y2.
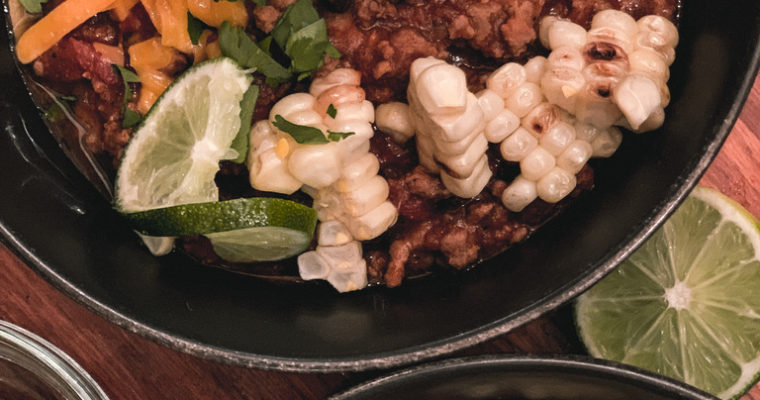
16,0,117,64
93,42,125,66
129,37,179,113
111,0,138,21
140,0,193,54
187,0,248,28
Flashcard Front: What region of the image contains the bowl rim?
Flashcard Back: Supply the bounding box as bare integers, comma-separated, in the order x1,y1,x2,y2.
2,2,760,372
328,355,720,399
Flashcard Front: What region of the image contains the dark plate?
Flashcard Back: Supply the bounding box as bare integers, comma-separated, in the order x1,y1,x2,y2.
0,1,759,372
330,355,718,399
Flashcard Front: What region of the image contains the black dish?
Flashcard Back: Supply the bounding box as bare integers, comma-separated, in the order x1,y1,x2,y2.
0,1,759,372
330,355,718,399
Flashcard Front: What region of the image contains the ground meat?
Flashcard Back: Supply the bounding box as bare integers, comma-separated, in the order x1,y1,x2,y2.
324,0,679,102
70,13,119,45
253,5,281,33
119,4,158,47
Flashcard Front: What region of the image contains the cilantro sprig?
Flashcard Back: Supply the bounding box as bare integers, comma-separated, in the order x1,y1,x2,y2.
272,115,354,144
217,0,341,85
113,65,142,128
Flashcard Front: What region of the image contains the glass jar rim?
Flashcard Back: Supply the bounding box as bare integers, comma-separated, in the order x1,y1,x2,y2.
0,320,109,400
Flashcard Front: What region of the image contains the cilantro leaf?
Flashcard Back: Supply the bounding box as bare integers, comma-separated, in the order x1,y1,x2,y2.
326,104,337,119
229,85,260,163
325,43,342,59
18,0,47,13
327,130,355,142
113,65,142,128
272,115,328,144
187,12,207,45
285,19,329,74
218,21,291,85
271,0,320,49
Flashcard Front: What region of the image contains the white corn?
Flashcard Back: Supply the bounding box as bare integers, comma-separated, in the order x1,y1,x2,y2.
248,149,303,194
486,62,527,99
428,93,484,142
288,143,342,188
309,68,362,97
629,48,669,83
485,109,520,143
501,176,538,212
415,133,440,173
591,127,623,157
575,84,622,129
536,167,577,203
540,121,576,156
317,220,353,246
440,155,492,199
548,20,588,50
574,122,601,142
506,82,544,118
269,93,315,123
476,89,506,122
336,153,381,193
524,56,548,84
284,109,323,127
520,146,556,181
432,129,481,156
637,15,679,49
435,133,488,179
633,31,676,66
333,100,375,122
326,259,368,293
522,103,563,138
500,127,539,162
547,46,586,71
539,16,560,49
341,175,390,217
410,56,446,81
415,62,468,115
298,251,331,281
541,68,586,113
613,74,662,130
586,27,634,57
316,241,363,269
348,201,398,241
591,9,639,38
556,139,593,174
376,102,415,143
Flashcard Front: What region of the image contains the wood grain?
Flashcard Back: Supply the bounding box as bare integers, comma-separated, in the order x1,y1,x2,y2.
0,76,758,400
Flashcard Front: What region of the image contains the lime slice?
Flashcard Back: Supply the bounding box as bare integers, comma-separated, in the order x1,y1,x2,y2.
115,58,252,212
206,226,313,262
123,197,317,262
576,186,760,399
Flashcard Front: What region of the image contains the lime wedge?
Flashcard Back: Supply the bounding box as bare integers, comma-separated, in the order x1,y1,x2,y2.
115,58,252,212
123,197,317,262
206,226,313,262
576,186,760,399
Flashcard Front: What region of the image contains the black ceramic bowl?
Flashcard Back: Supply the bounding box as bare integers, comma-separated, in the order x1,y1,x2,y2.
1,1,759,372
330,356,718,399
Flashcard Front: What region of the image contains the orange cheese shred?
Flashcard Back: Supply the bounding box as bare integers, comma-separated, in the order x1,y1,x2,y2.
186,0,248,28
92,42,125,66
128,37,179,113
139,0,192,54
16,0,117,64
110,0,139,21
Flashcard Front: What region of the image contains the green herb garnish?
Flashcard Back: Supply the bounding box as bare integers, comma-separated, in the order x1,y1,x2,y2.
326,104,337,119
272,115,356,144
218,22,291,85
113,65,141,128
18,0,47,13
229,85,260,163
187,12,207,45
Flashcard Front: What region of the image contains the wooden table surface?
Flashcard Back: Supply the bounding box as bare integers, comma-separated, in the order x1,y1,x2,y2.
1,77,760,400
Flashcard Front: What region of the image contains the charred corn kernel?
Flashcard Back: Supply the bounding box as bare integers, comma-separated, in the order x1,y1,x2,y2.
16,0,117,64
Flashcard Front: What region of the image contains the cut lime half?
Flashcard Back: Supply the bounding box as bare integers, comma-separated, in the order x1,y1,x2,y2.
115,57,252,212
123,197,317,262
576,186,760,399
